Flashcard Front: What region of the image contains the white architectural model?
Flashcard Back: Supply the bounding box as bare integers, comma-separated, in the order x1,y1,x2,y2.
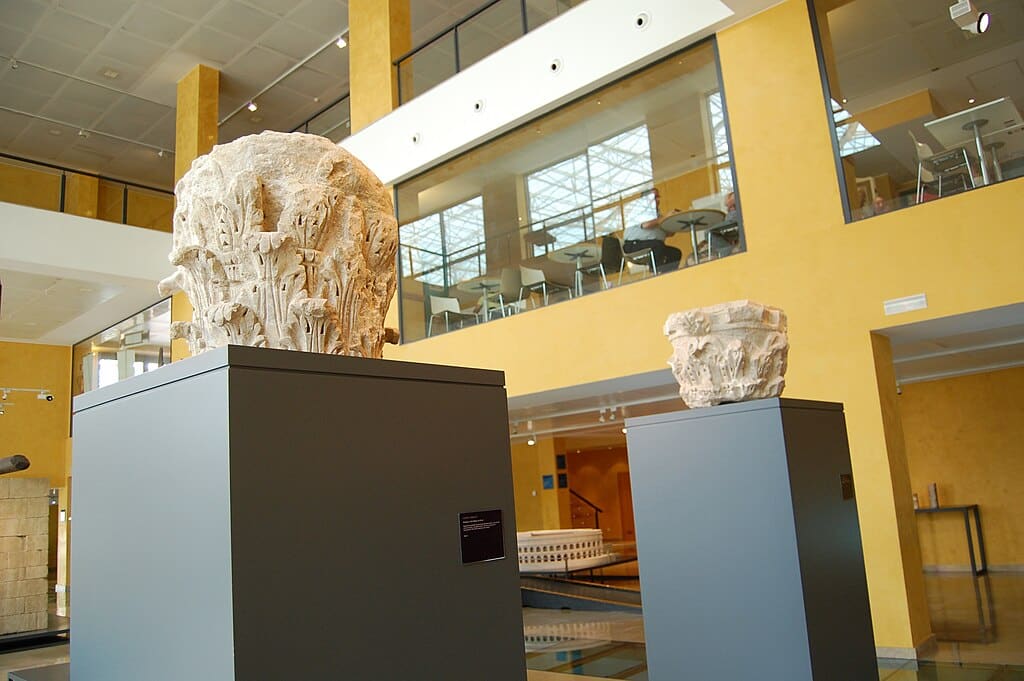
161,131,398,357
517,529,615,573
664,300,788,408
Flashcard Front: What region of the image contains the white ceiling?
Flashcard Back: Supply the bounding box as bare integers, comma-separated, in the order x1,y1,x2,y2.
0,0,575,190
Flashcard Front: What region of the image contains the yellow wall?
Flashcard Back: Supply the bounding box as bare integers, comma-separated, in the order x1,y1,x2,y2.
379,0,1024,650
566,446,632,540
0,342,72,487
900,368,1024,568
510,439,563,531
126,189,174,232
0,162,61,211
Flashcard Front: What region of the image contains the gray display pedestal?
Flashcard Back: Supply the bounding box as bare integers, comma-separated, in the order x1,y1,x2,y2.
64,346,526,681
625,398,877,681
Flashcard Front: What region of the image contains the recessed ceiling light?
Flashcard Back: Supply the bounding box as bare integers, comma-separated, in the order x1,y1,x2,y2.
968,97,976,104
977,11,990,32
101,68,120,79
48,129,62,136
336,35,347,49
842,98,848,104
247,101,258,112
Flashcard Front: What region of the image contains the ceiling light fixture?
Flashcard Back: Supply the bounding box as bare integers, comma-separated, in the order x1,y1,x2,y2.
621,427,627,434
157,149,165,158
949,0,991,34
527,437,536,446
247,101,258,112
969,97,976,104
336,34,348,49
9,59,17,70
598,408,606,423
77,129,90,138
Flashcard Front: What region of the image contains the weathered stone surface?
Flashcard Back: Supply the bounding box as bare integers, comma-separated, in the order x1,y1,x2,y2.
161,131,398,358
665,300,789,408
7,479,47,499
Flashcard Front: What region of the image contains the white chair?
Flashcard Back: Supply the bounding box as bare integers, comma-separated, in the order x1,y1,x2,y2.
909,130,975,203
495,267,526,316
618,238,657,285
518,265,572,308
427,295,476,336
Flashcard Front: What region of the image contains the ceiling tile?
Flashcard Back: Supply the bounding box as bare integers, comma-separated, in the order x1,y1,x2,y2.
224,46,293,91
75,53,146,89
123,4,195,46
144,0,224,22
0,25,29,54
97,30,167,72
259,20,327,60
35,9,110,53
0,83,51,114
14,36,90,74
57,0,135,27
205,1,277,41
0,0,48,33
286,0,346,39
55,78,124,111
279,65,339,99
7,120,82,158
0,62,67,96
242,0,302,18
304,44,346,77
137,112,176,149
39,99,106,129
0,109,32,145
176,26,248,66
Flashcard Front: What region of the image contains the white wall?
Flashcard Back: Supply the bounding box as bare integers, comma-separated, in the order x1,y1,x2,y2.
341,0,788,186
0,202,172,344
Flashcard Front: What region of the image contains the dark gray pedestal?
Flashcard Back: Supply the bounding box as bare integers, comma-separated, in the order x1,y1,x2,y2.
625,398,877,681
70,346,526,681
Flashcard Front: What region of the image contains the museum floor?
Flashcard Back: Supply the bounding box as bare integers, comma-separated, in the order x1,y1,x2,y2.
1,573,1021,680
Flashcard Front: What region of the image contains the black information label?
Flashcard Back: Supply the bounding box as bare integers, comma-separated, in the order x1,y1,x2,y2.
459,509,505,564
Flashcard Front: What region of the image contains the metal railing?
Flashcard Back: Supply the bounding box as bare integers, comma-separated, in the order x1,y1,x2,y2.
570,489,603,530
394,0,583,104
290,93,352,143
0,152,174,230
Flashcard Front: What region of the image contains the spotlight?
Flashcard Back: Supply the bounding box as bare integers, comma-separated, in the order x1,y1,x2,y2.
37,392,54,401
621,427,627,434
247,101,258,112
527,437,536,446
949,0,991,34
77,129,90,138
9,59,17,70
157,149,165,158
336,34,348,49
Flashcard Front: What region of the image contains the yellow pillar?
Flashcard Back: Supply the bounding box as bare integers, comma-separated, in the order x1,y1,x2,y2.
64,173,99,219
870,333,934,650
348,0,411,133
171,64,219,362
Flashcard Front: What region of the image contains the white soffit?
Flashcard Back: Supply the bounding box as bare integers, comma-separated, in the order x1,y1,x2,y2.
0,202,172,345
342,0,762,186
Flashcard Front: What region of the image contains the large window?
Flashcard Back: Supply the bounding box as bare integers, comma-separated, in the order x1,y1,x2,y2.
394,40,742,342
813,0,1024,221
400,197,486,286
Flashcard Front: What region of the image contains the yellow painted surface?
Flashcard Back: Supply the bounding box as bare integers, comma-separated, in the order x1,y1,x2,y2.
510,439,563,531
566,447,631,540
0,162,61,211
64,173,99,219
171,64,219,361
0,342,72,487
855,90,943,134
348,0,410,133
174,64,219,182
96,179,125,224
379,0,1024,649
900,368,1024,568
126,188,174,232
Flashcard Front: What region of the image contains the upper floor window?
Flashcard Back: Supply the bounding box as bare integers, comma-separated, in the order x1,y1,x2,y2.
400,197,486,287
812,0,1024,221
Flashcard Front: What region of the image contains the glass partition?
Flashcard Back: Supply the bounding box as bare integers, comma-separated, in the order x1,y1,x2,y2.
812,0,1024,220
395,40,743,342
72,298,172,397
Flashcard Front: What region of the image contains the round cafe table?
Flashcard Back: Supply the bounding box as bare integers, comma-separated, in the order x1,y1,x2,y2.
658,210,726,265
456,276,502,320
547,242,602,296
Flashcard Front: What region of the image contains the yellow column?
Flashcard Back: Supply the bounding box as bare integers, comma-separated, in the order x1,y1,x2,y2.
870,333,933,649
171,64,219,362
348,0,411,133
64,173,99,219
